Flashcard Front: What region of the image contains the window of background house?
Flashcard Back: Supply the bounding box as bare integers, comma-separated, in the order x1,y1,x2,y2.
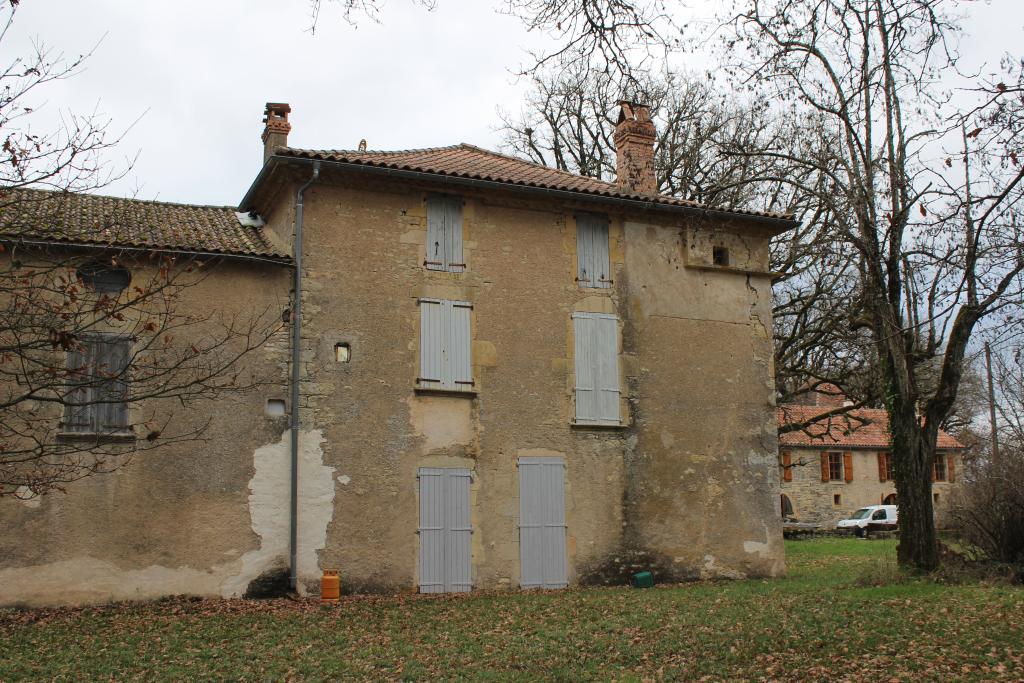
572,312,620,424
933,456,947,482
576,214,611,288
418,298,472,392
833,493,842,506
828,452,843,481
63,335,131,434
425,195,464,272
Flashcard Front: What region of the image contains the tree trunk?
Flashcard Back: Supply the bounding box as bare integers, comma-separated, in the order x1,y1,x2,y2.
890,403,938,570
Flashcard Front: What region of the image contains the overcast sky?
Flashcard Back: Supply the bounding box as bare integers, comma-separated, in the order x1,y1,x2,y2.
8,1,1024,207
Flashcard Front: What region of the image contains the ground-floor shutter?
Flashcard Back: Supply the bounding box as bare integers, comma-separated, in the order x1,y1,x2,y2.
518,457,568,589
418,468,472,593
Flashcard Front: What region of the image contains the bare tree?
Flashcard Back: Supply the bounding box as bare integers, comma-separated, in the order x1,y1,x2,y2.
0,5,285,497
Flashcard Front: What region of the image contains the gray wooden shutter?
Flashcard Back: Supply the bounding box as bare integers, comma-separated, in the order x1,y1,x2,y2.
97,337,130,432
573,312,619,423
418,467,472,593
426,195,464,272
445,197,464,272
577,214,610,288
63,342,92,433
425,196,446,270
419,298,472,391
419,299,444,388
450,301,472,388
518,457,567,589
418,468,446,593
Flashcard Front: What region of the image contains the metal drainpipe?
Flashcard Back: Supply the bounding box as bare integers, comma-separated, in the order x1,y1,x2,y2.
290,161,321,592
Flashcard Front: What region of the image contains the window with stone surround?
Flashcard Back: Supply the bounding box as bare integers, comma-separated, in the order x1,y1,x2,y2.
417,298,473,393
62,334,131,435
576,213,611,288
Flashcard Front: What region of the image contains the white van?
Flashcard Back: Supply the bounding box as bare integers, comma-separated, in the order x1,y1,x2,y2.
836,505,898,537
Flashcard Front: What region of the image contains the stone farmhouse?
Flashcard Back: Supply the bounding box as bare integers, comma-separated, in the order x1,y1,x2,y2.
0,102,798,606
778,388,965,528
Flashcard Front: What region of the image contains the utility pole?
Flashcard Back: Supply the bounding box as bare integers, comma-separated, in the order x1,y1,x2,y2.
985,342,1000,465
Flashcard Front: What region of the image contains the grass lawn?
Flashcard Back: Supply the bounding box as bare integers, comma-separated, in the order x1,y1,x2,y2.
1,538,1021,681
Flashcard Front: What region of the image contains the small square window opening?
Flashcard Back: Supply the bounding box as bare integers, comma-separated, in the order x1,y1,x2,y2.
833,493,842,506
712,246,730,267
933,492,940,503
266,399,286,416
334,343,351,363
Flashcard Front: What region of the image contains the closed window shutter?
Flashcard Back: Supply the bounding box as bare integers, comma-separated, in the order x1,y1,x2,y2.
426,196,446,270
419,299,444,386
450,302,473,387
419,298,471,390
877,452,887,482
576,214,610,288
445,198,464,272
573,312,619,423
782,451,792,482
425,195,464,272
63,343,92,432
820,452,830,482
843,452,853,482
947,454,955,483
97,337,130,432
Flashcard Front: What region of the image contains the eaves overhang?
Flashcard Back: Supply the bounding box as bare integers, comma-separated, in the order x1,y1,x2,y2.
239,155,802,235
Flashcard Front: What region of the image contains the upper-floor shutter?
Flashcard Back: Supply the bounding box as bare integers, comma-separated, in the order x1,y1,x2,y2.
947,454,956,483
820,452,830,482
63,344,92,433
96,337,130,432
419,298,472,391
573,312,619,423
425,195,464,272
576,214,610,288
843,452,854,482
782,451,793,482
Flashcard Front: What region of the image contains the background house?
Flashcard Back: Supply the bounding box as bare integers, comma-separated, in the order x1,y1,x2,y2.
778,387,965,527
1,101,796,605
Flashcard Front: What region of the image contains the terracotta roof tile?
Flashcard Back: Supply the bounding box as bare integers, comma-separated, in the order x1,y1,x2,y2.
0,189,288,259
278,144,794,223
778,404,964,450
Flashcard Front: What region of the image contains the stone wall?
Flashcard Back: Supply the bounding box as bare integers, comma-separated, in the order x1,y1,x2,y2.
0,258,294,606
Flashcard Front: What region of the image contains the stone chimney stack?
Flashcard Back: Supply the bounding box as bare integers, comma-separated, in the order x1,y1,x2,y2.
262,102,292,165
614,101,657,195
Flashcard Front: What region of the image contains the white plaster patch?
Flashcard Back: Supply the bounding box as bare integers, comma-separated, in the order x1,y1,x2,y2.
221,429,334,598
406,395,473,453
700,554,746,580
337,474,351,485
743,540,771,557
14,487,40,508
660,430,675,448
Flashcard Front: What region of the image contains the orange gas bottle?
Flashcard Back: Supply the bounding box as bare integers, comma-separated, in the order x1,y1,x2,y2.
321,569,340,603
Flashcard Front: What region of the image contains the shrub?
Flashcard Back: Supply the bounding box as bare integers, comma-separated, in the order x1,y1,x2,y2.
949,454,1024,566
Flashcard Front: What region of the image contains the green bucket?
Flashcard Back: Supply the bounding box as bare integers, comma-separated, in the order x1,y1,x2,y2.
631,571,654,588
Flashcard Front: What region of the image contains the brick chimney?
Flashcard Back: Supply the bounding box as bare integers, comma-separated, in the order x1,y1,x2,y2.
614,100,657,195
262,102,292,165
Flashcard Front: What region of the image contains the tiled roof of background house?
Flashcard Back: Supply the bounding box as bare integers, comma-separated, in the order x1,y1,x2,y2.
778,404,964,450
277,144,795,223
0,188,288,259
